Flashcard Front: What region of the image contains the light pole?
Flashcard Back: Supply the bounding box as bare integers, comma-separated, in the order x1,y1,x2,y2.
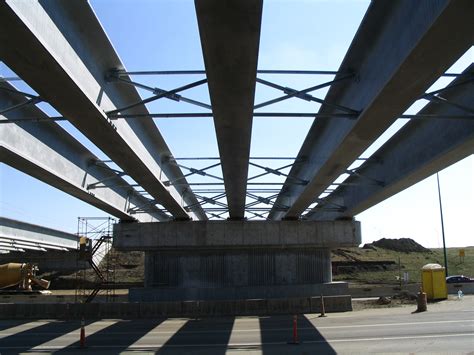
436,173,448,277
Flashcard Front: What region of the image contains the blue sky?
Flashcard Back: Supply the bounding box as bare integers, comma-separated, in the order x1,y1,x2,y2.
1,0,472,247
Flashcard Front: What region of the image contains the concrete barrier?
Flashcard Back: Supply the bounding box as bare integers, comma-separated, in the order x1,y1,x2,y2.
0,293,128,303
129,282,349,302
349,283,474,298
448,282,474,295
349,284,420,298
0,295,352,319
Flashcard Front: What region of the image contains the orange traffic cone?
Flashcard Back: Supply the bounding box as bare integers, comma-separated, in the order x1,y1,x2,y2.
80,317,86,348
288,314,299,344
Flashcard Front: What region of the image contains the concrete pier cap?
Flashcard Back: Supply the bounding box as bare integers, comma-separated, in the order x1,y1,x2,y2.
114,220,360,305
113,220,361,251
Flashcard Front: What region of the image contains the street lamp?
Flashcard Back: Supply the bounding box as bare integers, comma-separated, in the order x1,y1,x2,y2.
436,173,448,277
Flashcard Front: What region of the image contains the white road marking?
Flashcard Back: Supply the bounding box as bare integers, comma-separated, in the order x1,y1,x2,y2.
313,332,474,344
0,319,471,336
1,332,472,350
125,318,187,350
0,321,50,339
311,319,474,330
30,319,118,351
229,316,261,345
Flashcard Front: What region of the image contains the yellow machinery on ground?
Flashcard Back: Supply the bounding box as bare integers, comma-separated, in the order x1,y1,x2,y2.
0,263,50,290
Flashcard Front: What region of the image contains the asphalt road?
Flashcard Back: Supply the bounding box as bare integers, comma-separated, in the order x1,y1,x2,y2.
0,296,472,354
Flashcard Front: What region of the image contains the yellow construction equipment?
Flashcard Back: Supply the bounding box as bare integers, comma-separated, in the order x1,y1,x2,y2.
0,263,50,290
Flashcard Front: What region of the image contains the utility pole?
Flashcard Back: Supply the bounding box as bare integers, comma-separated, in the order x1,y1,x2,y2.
436,173,448,277
398,256,402,289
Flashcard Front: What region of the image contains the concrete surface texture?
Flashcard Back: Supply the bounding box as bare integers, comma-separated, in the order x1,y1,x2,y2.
0,296,472,354
113,220,361,250
133,282,345,303
143,248,332,287
137,249,336,301
195,0,263,219
115,220,359,302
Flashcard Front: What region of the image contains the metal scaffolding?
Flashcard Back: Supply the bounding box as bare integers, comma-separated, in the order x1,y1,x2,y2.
75,217,116,303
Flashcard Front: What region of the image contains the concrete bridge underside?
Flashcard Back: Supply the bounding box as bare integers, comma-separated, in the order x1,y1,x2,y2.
1,0,473,308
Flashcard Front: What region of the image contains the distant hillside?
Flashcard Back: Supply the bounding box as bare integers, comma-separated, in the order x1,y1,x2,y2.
44,238,473,289
332,238,473,285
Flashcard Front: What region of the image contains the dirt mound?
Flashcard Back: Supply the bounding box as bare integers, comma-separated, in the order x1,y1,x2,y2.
368,238,430,253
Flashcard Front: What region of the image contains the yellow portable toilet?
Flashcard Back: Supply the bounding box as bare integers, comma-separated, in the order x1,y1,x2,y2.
421,263,447,300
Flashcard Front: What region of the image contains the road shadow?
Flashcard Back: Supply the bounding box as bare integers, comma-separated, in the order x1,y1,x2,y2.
259,314,336,354
54,318,164,353
156,317,235,355
0,319,87,353
0,319,30,332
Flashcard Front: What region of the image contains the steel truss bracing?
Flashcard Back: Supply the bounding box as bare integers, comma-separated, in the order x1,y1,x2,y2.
0,82,169,222
267,0,474,220
2,67,472,220
0,0,205,221
2,71,472,125
306,64,474,221
1,0,473,223
0,85,42,115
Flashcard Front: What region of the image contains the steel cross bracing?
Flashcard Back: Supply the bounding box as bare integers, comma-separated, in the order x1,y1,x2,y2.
0,82,170,222
2,68,472,124
0,85,43,115
267,0,474,220
110,157,307,220
0,0,206,221
2,66,472,220
79,68,474,221
1,0,473,223
305,64,474,221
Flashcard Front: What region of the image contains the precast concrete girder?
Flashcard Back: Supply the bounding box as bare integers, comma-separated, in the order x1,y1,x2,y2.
307,65,474,220
0,217,77,251
0,0,206,220
195,0,262,219
269,0,474,220
0,83,169,222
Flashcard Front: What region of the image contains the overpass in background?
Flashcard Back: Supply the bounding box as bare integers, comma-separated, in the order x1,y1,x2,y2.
0,217,112,275
0,0,473,305
0,217,80,272
0,217,77,254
